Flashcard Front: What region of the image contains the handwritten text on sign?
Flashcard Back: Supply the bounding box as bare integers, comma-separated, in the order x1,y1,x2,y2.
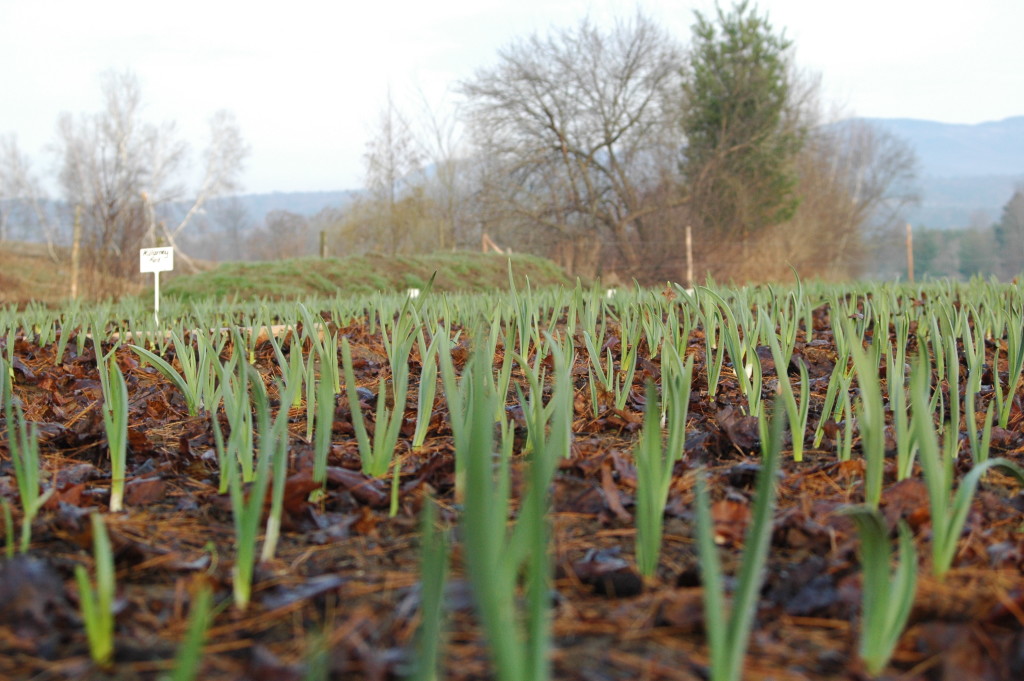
140,247,174,273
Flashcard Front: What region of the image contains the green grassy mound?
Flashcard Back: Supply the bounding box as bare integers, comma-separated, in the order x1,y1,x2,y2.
162,252,576,301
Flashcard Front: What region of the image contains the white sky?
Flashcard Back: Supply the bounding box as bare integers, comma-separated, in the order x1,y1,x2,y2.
2,0,1022,194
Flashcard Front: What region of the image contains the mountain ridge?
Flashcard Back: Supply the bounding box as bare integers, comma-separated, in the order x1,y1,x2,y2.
860,115,1024,178
871,115,1023,229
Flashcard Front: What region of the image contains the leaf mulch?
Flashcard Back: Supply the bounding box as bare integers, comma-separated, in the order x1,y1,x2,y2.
1,308,1023,681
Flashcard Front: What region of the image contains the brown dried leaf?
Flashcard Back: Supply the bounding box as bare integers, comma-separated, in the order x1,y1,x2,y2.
657,588,705,631
600,457,632,523
124,476,167,506
353,506,379,537
881,477,930,530
282,470,321,515
711,498,750,546
572,548,643,598
127,427,154,453
325,466,389,507
0,555,69,641
715,406,760,452
44,481,86,510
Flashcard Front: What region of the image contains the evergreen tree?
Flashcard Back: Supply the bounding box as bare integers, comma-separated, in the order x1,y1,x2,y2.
680,1,805,238
993,187,1024,277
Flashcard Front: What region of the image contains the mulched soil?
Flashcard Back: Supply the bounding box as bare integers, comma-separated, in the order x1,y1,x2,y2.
1,306,1023,681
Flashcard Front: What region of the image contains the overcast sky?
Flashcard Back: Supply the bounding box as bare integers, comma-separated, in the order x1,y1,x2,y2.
2,0,1022,194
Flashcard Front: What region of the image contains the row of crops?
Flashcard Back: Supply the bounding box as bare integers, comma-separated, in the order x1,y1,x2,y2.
1,275,1023,680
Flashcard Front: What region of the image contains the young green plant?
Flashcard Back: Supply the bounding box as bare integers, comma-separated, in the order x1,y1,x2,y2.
312,364,336,487
703,289,762,416
5,403,55,552
992,301,1024,429
129,329,212,417
260,377,299,563
838,507,917,676
227,365,274,611
3,356,54,552
163,580,215,681
96,345,129,512
960,310,994,464
340,335,409,478
694,411,782,681
2,500,14,558
701,304,727,402
411,326,442,451
910,352,1024,577
411,497,448,681
210,348,255,490
763,310,810,462
634,348,693,578
75,513,117,668
850,342,885,509
457,339,564,681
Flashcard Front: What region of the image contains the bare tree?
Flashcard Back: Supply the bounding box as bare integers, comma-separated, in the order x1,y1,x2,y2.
173,195,254,262
250,210,311,260
156,110,249,262
459,12,686,279
54,70,247,289
413,92,472,251
363,90,425,255
803,118,919,278
0,134,59,254
56,71,186,283
328,188,448,257
208,196,254,261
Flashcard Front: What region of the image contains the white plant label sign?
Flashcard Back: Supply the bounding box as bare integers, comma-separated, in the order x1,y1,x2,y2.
140,247,174,324
140,247,174,273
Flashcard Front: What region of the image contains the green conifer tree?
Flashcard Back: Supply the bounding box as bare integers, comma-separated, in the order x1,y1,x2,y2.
680,1,805,238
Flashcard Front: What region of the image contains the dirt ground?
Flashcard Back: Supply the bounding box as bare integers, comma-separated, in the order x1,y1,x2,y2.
1,309,1022,680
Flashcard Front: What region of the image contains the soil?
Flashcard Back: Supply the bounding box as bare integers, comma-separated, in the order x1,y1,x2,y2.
1,305,1023,681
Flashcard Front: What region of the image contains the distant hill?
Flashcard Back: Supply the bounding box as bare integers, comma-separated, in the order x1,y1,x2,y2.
858,116,1024,229
906,175,1023,230
865,116,1024,177
212,190,358,222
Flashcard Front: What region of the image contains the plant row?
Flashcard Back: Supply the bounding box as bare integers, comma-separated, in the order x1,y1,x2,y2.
2,275,1024,678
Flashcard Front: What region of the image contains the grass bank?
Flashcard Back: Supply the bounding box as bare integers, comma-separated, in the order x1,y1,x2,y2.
0,242,576,304
161,252,576,301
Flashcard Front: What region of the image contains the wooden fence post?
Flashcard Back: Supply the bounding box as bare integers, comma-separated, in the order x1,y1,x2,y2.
686,225,694,289
70,205,82,300
905,223,914,283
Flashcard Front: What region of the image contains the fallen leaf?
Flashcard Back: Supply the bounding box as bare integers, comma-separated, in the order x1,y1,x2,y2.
600,457,632,523
325,466,389,507
572,547,643,598
657,588,704,631
259,574,346,611
715,406,760,452
124,476,167,505
353,505,379,537
711,497,750,546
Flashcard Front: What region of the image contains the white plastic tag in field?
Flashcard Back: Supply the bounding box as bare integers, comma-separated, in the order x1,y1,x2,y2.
140,247,174,273
140,247,174,324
